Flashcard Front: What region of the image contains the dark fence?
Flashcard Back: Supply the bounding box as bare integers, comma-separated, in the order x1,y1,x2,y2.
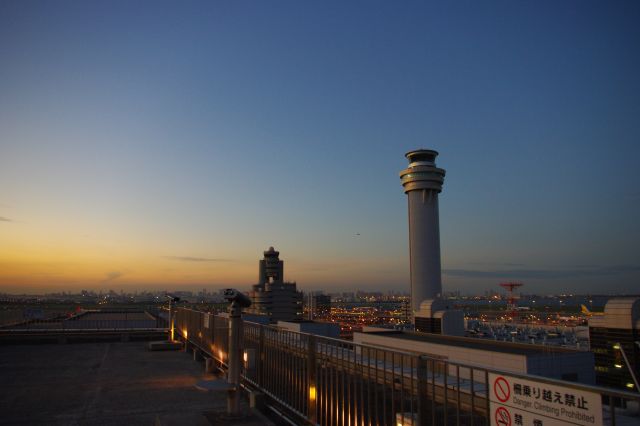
175,308,640,426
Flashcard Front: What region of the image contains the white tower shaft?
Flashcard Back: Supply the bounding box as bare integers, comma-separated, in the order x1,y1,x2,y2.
408,190,442,305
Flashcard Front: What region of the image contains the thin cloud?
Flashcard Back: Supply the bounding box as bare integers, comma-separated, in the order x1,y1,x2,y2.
163,256,232,262
0,216,12,222
467,262,525,267
443,265,640,280
102,271,123,283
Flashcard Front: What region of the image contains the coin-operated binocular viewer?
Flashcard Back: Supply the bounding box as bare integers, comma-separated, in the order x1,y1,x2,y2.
223,289,251,417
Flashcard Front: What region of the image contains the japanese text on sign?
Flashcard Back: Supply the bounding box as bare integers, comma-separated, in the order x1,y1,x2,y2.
488,373,602,426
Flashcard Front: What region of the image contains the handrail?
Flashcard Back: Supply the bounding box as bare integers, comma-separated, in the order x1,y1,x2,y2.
176,307,640,426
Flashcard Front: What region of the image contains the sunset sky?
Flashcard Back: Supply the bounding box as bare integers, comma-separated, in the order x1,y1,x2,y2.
1,1,639,294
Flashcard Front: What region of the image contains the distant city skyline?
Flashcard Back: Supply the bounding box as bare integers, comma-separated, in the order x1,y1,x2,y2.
1,1,639,294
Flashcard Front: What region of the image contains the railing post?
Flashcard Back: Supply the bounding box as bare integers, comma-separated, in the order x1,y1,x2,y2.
485,369,491,425
227,301,243,417
308,334,317,424
169,301,175,341
257,325,265,387
417,355,429,426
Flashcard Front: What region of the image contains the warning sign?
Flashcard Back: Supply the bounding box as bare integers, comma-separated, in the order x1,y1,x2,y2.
495,406,512,426
494,376,511,402
488,373,602,426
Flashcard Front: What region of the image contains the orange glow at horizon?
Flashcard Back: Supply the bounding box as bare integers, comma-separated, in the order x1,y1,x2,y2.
0,240,256,292
0,213,408,294
0,215,260,292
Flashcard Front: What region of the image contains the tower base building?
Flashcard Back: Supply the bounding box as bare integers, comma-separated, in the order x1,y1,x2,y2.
414,299,464,336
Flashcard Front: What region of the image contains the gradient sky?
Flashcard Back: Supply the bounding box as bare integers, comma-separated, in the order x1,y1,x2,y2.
1,1,639,295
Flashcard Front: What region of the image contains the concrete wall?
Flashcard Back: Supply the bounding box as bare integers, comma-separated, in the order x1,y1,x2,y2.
353,332,528,373
527,352,595,384
277,321,340,338
354,332,595,384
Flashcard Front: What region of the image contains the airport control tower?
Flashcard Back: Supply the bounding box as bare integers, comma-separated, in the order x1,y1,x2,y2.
400,149,463,335
399,149,445,313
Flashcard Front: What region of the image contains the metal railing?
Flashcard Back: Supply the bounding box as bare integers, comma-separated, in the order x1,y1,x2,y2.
175,308,640,426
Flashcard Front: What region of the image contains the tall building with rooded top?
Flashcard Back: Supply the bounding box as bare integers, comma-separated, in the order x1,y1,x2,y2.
246,247,303,322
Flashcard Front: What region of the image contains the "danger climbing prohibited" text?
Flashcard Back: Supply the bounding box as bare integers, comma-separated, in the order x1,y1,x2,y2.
488,373,602,426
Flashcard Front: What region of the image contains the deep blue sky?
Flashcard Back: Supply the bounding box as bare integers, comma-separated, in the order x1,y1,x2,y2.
1,1,639,294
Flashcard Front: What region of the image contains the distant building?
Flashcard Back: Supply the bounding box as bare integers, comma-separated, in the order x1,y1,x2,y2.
589,297,639,391
247,247,303,322
306,292,331,319
314,293,331,317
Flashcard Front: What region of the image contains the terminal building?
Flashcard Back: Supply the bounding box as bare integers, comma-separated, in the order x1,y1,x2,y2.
589,297,640,391
246,247,303,322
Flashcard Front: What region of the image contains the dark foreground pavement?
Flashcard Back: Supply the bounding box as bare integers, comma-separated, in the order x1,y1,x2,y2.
0,341,270,425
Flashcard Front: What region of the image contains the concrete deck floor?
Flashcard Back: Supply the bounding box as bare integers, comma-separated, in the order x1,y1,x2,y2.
0,342,270,425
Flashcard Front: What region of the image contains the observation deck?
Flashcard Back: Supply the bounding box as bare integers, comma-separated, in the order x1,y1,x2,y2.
1,307,639,425
399,149,446,194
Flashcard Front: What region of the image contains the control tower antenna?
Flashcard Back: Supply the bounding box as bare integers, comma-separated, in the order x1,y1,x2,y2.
499,282,523,319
